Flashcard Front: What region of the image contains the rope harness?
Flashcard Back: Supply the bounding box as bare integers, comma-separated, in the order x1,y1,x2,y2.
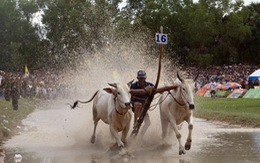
113,92,129,116
148,93,168,111
168,88,186,106
148,86,188,111
131,85,189,112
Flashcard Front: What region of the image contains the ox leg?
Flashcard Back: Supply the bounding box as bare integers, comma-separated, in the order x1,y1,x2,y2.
168,115,185,155
160,113,169,141
110,126,124,148
91,118,99,144
185,120,193,150
121,124,130,147
173,126,185,155
110,126,127,155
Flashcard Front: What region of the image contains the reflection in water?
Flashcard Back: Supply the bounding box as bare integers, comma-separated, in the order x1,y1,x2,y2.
3,118,260,163
5,150,193,163
4,130,260,163
14,154,22,163
3,104,260,163
251,133,260,150
192,131,260,163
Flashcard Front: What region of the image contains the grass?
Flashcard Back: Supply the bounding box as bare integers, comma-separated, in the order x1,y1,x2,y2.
0,98,36,143
194,97,260,127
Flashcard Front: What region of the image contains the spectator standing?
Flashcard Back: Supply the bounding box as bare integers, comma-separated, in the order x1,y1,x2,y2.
209,79,217,98
11,78,19,111
4,74,11,101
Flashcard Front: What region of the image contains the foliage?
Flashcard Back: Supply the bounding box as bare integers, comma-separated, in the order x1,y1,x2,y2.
0,0,46,71
0,0,259,71
124,0,254,66
239,3,260,63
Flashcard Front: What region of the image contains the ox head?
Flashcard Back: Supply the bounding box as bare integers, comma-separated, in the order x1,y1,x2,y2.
104,82,132,110
176,72,198,110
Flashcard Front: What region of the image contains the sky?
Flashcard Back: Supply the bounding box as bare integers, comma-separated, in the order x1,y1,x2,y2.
119,0,260,8
238,0,259,5
33,0,259,26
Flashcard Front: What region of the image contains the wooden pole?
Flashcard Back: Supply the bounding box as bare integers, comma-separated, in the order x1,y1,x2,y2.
131,26,164,136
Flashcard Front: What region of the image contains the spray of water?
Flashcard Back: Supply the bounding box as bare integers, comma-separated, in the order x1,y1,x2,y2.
4,34,182,162
59,36,180,152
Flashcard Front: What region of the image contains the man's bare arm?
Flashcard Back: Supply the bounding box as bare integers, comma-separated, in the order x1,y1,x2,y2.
130,85,178,95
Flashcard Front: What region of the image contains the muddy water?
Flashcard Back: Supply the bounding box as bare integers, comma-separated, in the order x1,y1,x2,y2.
3,43,260,162
3,98,260,163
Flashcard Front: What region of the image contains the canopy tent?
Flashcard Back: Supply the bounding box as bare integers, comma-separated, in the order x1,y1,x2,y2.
243,89,260,98
227,89,247,98
202,83,228,91
248,69,260,81
225,82,241,89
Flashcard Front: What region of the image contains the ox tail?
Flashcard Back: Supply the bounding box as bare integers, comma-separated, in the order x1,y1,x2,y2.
69,90,99,109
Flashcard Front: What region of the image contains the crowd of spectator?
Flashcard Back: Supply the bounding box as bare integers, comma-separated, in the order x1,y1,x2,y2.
180,63,260,90
0,63,259,101
0,70,69,100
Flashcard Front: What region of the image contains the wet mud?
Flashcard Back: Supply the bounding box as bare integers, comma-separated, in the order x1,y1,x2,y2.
3,99,260,163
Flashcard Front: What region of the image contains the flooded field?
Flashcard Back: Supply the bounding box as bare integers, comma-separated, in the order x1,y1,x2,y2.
3,98,260,163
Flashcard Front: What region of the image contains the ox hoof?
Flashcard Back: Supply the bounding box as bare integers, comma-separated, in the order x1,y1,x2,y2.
119,148,127,156
185,144,191,150
179,150,186,155
110,143,120,151
179,151,185,155
90,136,95,144
122,141,128,147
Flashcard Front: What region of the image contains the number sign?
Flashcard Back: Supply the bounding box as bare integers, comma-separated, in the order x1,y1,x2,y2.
155,33,167,44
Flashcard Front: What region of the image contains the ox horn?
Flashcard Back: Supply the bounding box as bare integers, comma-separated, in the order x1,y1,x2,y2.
108,83,117,88
194,72,199,81
177,72,183,82
127,79,134,88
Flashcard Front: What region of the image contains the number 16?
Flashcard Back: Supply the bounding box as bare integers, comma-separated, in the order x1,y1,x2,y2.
156,33,167,44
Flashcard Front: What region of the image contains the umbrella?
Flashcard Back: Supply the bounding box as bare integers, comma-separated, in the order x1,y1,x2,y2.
203,83,228,91
216,83,229,90
198,84,210,95
202,84,210,90
225,82,241,89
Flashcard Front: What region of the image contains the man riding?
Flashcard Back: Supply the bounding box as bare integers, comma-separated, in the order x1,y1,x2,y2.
130,70,154,135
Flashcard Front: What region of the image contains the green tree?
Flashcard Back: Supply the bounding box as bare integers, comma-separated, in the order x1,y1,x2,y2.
0,0,44,71
124,0,253,66
190,0,251,65
40,0,123,68
240,3,260,64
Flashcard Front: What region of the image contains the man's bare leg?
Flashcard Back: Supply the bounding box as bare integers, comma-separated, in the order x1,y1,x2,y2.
133,102,142,127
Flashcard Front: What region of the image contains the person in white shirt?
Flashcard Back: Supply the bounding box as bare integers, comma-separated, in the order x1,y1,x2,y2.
209,79,217,98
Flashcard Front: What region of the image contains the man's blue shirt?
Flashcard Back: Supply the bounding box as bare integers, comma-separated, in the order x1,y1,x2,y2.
130,81,154,104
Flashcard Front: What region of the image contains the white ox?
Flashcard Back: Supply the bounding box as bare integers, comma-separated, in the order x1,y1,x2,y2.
71,82,132,154
159,72,198,155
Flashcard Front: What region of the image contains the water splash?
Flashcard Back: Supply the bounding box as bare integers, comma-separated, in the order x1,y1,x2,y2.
63,37,180,100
